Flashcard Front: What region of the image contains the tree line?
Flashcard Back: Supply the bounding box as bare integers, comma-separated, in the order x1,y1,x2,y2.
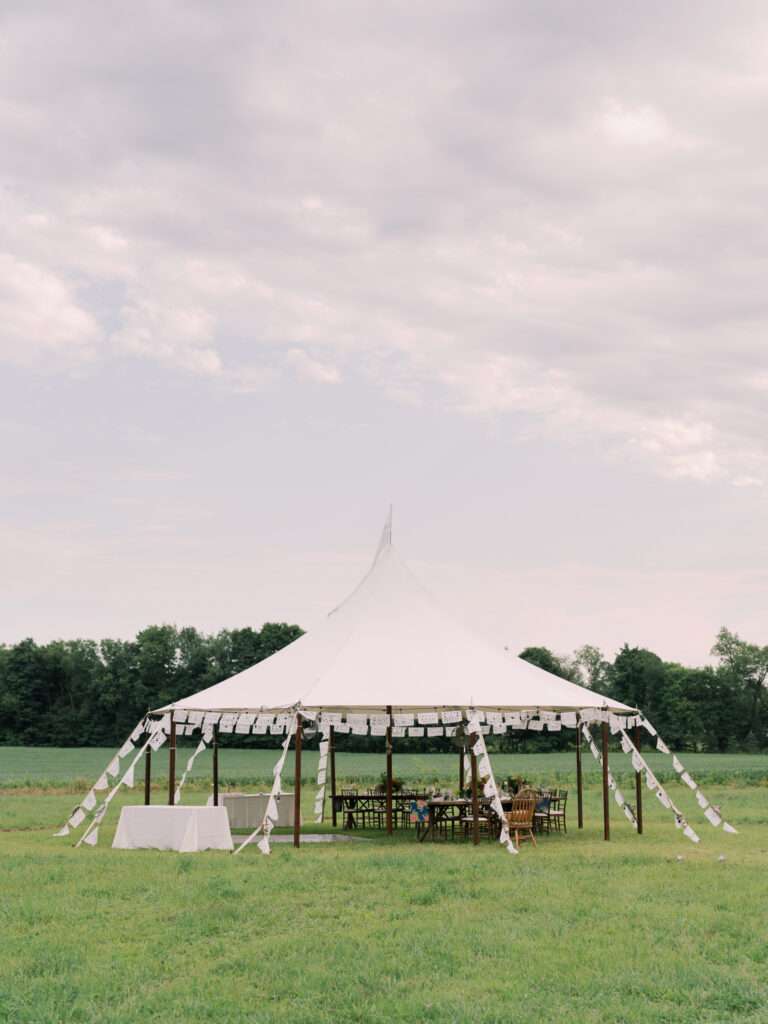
0,623,766,752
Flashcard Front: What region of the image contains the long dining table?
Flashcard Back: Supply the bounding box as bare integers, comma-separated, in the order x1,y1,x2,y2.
417,796,517,842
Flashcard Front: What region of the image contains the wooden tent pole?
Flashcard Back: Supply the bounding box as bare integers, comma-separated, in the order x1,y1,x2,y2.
144,746,152,805
634,725,643,834
385,705,393,835
576,714,584,829
601,721,610,841
167,719,176,806
470,733,480,846
212,723,219,807
293,714,302,849
329,726,337,827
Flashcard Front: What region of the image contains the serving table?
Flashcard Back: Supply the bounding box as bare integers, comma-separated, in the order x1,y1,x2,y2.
112,805,233,852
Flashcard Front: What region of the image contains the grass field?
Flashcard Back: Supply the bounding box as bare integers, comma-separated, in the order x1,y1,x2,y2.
1,750,767,1023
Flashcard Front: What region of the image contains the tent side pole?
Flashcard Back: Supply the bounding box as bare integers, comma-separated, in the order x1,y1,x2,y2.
385,705,393,835
329,725,337,828
633,724,643,834
144,746,152,805
576,715,583,829
470,733,480,846
212,723,219,807
601,721,610,841
167,719,176,806
293,715,302,849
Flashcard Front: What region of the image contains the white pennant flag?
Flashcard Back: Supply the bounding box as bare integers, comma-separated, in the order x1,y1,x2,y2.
560,712,577,728
656,737,670,754
641,718,657,736
257,835,271,855
94,773,109,791
123,765,135,788
613,788,624,806
83,828,99,847
704,806,722,827
317,769,326,785
106,757,120,777
130,722,145,743
631,750,643,773
68,808,86,829
695,791,709,810
681,772,697,790
672,755,684,774
683,825,700,843
722,822,738,834
645,774,659,792
53,824,70,837
82,790,97,811
118,739,135,758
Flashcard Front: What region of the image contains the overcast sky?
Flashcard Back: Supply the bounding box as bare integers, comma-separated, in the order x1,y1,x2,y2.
2,1,767,664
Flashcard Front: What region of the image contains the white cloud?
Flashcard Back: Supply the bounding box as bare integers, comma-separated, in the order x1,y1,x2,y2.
286,348,341,384
0,253,101,365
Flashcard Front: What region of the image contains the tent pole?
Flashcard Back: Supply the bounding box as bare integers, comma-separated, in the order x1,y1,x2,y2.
385,705,393,835
576,714,583,829
329,725,337,828
601,721,610,841
212,723,219,807
144,746,151,805
634,724,643,834
293,715,302,849
168,719,176,806
470,733,480,846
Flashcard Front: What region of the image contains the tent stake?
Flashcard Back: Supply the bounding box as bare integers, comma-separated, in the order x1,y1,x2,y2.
576,715,584,829
601,721,610,841
385,705,393,835
144,746,151,805
212,724,219,807
329,725,337,828
293,714,302,848
470,733,480,846
633,725,643,834
168,719,176,806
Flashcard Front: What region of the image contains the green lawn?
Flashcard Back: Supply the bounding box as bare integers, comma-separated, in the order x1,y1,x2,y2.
1,751,767,1023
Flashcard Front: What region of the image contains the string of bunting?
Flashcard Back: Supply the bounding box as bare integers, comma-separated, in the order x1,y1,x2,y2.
580,724,638,830
633,719,737,834
173,729,212,805
465,710,518,856
314,730,330,823
53,716,149,839
75,729,159,848
233,712,298,857
618,726,736,837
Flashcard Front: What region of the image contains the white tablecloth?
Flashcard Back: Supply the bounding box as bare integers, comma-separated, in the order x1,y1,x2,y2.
112,806,233,852
207,793,296,829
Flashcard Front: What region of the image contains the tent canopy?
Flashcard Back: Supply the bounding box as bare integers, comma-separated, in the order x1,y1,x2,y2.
161,516,633,715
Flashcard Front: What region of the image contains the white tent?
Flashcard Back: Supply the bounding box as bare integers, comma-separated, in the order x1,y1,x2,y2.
160,514,634,716
58,515,738,853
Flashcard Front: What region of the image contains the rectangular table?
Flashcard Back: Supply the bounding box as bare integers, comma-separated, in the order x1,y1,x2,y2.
212,793,296,829
112,806,234,852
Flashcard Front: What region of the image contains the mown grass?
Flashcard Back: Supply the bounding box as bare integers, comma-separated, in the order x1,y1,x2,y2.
0,752,767,1023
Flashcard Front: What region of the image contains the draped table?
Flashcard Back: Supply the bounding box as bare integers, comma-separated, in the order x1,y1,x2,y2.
112,806,233,852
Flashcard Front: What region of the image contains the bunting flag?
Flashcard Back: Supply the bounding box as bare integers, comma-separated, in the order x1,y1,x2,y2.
173,733,210,805
76,732,155,848
580,725,637,831
465,712,518,856
314,733,330,823
615,727,712,844
636,719,738,835
54,719,147,838
234,713,298,856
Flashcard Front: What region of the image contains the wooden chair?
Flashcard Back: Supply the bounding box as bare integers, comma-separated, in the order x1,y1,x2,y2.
549,789,568,833
505,797,537,849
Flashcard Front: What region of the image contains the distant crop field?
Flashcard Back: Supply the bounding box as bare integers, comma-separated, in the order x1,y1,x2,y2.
1,745,766,790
